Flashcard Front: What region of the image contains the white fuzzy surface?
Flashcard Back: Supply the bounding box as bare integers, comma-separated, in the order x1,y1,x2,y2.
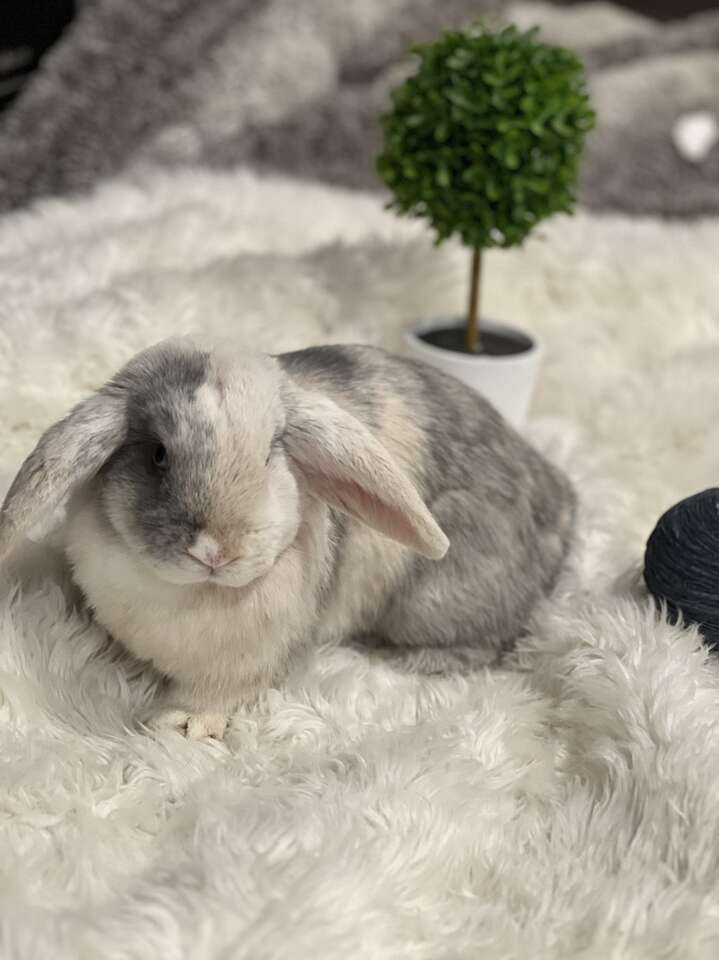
2,166,719,958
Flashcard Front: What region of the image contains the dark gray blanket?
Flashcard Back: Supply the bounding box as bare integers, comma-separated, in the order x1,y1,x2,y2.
0,0,717,217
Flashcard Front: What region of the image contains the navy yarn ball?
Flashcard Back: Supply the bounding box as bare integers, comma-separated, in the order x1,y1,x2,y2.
644,487,719,650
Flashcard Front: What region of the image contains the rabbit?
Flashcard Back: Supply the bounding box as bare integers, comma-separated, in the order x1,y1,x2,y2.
0,337,575,739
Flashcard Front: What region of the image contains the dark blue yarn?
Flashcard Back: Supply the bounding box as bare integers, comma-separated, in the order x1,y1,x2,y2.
644,487,719,650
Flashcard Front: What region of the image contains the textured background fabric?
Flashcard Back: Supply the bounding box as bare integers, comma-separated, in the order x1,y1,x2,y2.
2,165,719,957
2,3,719,956
0,0,718,215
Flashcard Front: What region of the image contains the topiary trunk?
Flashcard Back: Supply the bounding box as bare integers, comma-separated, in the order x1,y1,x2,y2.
465,248,481,354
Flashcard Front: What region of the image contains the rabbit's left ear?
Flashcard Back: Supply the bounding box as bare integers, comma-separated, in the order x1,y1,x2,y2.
283,386,449,560
0,390,126,557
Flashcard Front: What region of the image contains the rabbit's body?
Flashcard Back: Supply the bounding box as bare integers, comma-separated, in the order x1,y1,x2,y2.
1,340,574,739
279,346,574,652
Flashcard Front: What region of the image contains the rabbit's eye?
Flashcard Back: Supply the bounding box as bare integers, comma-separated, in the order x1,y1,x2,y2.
151,443,169,471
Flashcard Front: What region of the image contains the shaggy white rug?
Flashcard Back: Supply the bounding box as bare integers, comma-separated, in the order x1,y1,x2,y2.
2,166,719,958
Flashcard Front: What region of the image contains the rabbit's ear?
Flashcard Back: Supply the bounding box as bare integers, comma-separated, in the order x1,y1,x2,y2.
284,387,449,560
0,390,126,556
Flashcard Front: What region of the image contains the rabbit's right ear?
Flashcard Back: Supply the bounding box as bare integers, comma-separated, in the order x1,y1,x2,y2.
0,390,126,557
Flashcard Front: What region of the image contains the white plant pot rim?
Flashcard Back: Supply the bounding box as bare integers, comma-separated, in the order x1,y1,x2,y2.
406,318,542,367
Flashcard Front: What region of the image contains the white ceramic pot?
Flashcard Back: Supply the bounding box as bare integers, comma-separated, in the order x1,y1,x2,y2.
405,318,542,429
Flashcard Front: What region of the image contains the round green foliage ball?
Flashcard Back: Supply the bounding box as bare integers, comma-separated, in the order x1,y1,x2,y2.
377,25,596,249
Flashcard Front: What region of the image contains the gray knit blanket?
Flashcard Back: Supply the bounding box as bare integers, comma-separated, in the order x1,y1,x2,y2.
0,0,717,217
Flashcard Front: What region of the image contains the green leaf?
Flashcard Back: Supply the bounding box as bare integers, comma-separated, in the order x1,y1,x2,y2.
481,72,502,87
445,90,481,112
446,51,471,70
551,115,573,136
485,178,501,201
527,177,549,194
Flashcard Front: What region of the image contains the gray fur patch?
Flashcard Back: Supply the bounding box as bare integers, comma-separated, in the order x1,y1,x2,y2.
278,345,379,426
279,345,359,387
102,347,215,558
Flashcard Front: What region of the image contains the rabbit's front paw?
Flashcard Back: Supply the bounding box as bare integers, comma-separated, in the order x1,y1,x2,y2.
145,706,229,741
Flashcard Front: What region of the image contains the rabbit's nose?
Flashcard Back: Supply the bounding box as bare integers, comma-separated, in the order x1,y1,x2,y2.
188,533,232,569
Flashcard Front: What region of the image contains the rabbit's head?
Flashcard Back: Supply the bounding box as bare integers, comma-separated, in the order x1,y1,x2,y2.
0,339,448,588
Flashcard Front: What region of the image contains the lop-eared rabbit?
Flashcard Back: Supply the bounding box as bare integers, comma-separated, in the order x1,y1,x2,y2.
0,340,574,738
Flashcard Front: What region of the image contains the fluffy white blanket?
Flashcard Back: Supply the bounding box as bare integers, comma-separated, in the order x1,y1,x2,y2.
2,166,719,958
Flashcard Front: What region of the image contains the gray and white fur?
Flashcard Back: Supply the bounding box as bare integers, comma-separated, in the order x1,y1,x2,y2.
0,339,574,738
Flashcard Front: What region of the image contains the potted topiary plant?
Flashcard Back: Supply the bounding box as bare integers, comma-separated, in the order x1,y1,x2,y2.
377,24,595,427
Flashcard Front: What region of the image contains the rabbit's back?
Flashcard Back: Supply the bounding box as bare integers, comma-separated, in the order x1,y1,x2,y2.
279,345,574,654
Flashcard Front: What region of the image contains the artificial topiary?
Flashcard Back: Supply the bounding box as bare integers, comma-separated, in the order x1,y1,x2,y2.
377,24,596,353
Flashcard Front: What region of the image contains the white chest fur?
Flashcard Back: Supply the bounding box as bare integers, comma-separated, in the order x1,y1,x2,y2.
64,499,328,699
